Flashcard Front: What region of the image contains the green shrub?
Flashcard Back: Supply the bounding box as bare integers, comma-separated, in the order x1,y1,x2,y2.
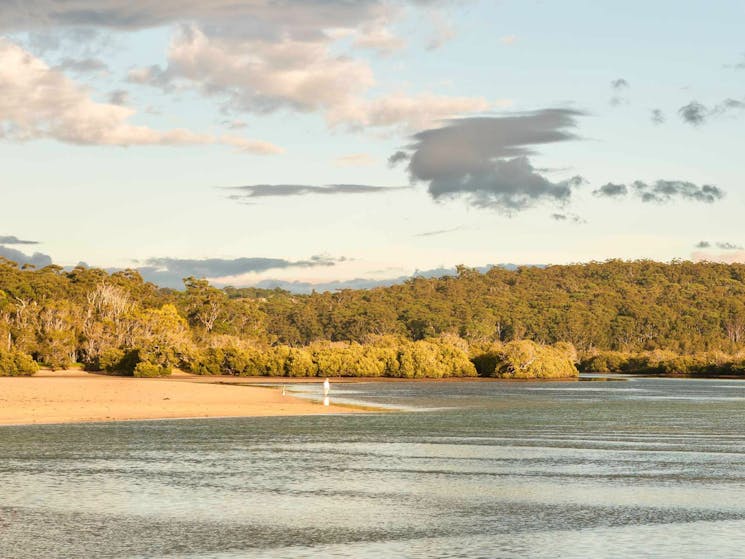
0,349,39,376
133,361,171,377
97,348,140,374
477,340,578,379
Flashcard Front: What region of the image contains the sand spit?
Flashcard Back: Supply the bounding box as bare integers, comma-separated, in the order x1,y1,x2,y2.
0,371,361,426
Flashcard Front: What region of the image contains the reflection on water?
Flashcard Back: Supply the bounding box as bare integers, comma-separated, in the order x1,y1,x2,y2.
3,377,745,558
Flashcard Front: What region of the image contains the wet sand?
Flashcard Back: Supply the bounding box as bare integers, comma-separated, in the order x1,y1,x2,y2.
0,370,360,426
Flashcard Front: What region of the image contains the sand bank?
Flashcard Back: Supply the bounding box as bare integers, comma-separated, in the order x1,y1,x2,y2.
0,371,360,426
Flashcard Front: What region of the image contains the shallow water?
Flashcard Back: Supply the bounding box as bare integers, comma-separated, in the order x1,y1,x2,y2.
3,377,745,558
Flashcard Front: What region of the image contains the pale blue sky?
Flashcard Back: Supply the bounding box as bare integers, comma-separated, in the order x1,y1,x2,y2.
1,0,743,288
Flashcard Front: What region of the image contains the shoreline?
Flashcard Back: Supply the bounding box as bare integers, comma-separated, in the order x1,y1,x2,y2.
0,371,368,427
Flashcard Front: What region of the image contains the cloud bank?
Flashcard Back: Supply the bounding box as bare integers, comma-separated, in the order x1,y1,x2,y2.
0,39,282,153
0,246,53,268
136,254,347,288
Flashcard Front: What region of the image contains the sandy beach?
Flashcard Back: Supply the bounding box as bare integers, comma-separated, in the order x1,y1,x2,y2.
0,371,361,426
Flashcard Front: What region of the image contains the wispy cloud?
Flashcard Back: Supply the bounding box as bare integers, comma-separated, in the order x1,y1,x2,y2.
225,183,408,201
335,153,376,167
413,226,465,237
0,235,39,245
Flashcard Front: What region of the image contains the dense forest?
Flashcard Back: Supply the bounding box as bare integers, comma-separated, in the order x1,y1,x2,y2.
3,258,745,378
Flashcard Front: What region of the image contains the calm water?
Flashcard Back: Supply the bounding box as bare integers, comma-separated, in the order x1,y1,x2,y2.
4,377,745,558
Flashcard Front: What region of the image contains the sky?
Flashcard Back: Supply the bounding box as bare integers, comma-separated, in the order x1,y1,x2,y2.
1,0,744,290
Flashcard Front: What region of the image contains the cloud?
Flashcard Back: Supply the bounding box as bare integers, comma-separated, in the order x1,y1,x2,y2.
397,109,586,212
678,101,708,125
7,2,487,132
0,39,281,154
678,98,745,126
136,254,346,288
54,57,109,75
0,235,39,245
413,226,464,237
725,54,745,70
226,183,407,201
354,25,406,54
388,150,410,166
426,11,457,50
610,78,629,107
651,109,665,124
342,93,490,132
219,136,284,155
0,246,53,268
335,153,376,167
222,119,248,130
250,264,531,293
693,240,745,252
633,180,724,203
0,1,442,35
594,179,724,204
593,182,628,198
717,242,743,250
127,25,489,131
108,89,129,106
551,213,585,224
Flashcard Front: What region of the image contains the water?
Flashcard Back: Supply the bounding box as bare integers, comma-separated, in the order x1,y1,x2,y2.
3,376,745,558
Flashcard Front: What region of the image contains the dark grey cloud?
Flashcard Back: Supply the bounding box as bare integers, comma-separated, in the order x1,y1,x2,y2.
696,241,711,249
388,150,410,167
594,180,724,204
422,155,584,211
651,109,665,125
593,183,628,198
225,184,407,200
633,180,724,203
136,254,346,288
108,89,130,105
679,101,707,125
610,79,629,107
0,235,40,245
0,1,443,39
551,213,585,224
398,109,586,212
679,99,745,126
54,57,109,74
0,246,53,268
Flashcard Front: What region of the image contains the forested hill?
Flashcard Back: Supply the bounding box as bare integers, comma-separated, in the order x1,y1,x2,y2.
225,260,745,353
2,258,745,358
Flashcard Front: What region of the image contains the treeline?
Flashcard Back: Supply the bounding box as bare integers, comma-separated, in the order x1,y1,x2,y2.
3,258,745,377
580,349,745,377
